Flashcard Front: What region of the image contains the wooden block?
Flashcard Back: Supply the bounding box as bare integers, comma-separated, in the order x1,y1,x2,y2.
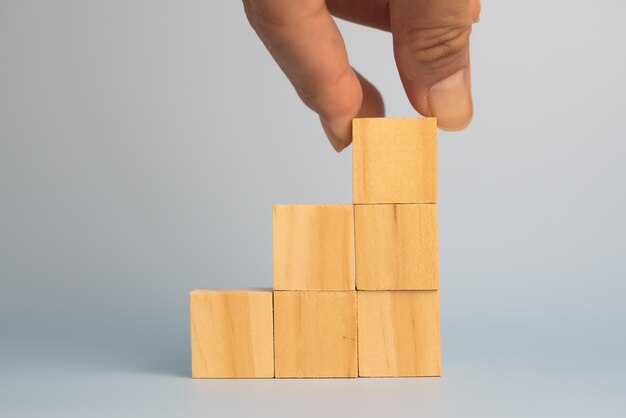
355,204,438,290
273,204,355,290
190,289,274,378
353,117,437,204
357,290,441,377
274,291,357,377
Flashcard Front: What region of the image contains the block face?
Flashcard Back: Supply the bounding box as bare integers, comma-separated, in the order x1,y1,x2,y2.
274,291,357,377
190,290,274,378
357,291,441,377
355,204,438,290
353,117,437,204
273,204,355,290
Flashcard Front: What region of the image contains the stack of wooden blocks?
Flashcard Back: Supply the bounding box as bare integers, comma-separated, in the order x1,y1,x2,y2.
191,117,440,378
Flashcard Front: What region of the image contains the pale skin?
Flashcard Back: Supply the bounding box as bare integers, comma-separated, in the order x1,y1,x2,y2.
244,0,481,151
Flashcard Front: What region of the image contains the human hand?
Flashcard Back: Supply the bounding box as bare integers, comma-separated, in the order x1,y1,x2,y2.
244,0,480,151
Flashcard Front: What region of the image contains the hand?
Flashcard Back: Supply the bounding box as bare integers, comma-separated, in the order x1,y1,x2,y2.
244,0,481,151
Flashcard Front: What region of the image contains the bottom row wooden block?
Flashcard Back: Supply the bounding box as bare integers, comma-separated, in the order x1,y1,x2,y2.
274,291,358,377
190,289,440,378
190,290,274,378
358,291,441,377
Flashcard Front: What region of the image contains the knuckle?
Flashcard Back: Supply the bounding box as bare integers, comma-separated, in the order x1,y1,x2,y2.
296,69,360,118
243,0,324,34
242,1,277,34
400,24,471,71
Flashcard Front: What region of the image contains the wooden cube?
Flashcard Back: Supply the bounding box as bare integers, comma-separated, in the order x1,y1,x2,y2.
274,291,357,378
353,117,437,204
190,289,274,378
357,290,441,377
273,204,355,290
355,204,438,290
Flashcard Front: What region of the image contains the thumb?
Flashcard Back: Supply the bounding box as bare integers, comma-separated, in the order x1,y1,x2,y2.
390,0,477,131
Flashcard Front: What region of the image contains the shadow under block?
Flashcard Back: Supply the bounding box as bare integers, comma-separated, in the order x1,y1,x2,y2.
190,289,274,378
352,117,437,204
355,204,438,290
357,290,441,377
274,291,358,378
273,204,355,290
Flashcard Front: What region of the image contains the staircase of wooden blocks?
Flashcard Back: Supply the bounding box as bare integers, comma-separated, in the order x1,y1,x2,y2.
190,117,439,378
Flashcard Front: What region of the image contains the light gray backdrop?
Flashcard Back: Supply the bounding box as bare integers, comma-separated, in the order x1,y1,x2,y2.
1,1,625,417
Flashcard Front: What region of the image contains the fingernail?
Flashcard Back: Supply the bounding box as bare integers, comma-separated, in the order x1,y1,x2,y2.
320,117,350,152
428,68,473,131
471,0,481,23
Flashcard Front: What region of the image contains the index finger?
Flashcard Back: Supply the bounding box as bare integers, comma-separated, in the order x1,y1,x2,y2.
244,0,384,151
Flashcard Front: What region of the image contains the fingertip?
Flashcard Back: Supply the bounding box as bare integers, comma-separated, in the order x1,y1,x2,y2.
321,116,350,152
428,68,473,132
438,113,473,131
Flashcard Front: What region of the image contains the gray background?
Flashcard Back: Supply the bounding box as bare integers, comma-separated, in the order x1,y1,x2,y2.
1,1,625,416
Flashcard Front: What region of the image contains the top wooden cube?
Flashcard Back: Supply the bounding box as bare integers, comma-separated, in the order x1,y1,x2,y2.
352,117,437,204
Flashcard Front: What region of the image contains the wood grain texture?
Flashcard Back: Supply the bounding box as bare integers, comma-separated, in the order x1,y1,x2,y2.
357,290,441,377
274,291,358,378
355,204,438,290
353,117,437,204
190,289,274,378
273,204,355,290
